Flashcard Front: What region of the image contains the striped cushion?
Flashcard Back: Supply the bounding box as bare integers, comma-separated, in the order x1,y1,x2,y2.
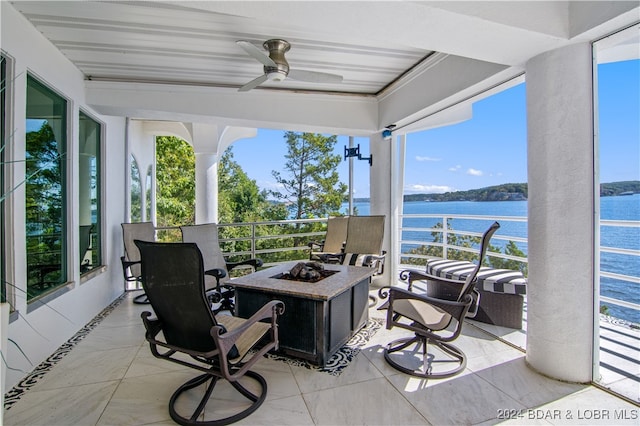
342,253,372,267
426,259,527,295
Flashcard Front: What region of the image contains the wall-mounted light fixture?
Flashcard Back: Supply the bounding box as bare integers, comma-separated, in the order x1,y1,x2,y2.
382,124,396,141
344,144,372,166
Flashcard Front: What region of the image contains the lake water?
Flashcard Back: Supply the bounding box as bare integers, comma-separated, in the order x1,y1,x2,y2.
342,193,640,323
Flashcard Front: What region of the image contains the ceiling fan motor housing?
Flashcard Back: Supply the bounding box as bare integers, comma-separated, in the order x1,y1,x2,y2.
263,39,290,81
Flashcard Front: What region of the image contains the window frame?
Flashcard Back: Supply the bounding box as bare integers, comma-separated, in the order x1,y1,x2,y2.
78,109,104,278
25,73,70,303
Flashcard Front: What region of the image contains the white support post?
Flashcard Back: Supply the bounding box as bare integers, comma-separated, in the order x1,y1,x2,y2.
525,43,596,383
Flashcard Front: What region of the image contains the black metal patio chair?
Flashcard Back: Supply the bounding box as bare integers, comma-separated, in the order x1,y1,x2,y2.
135,239,284,426
381,221,500,378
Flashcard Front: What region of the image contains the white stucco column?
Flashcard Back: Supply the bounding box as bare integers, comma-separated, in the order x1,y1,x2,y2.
525,43,596,383
195,152,219,224
369,131,393,287
191,124,257,224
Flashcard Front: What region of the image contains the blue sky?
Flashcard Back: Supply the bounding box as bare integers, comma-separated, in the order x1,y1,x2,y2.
230,59,639,198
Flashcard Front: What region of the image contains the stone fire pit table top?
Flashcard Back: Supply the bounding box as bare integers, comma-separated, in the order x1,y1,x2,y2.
230,261,376,301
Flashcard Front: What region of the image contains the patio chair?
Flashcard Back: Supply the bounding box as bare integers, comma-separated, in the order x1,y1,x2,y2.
319,215,386,305
135,240,284,426
181,223,263,315
120,222,155,304
382,221,500,378
319,215,386,271
308,215,349,261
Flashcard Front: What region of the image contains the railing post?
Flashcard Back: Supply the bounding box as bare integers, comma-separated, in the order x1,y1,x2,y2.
443,215,449,259
251,223,256,259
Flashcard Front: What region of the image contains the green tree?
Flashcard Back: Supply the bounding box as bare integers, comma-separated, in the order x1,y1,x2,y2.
487,240,528,276
155,136,195,227
270,131,347,219
218,148,286,224
218,147,290,262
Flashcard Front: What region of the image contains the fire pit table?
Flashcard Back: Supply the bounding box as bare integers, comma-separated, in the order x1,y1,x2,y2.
231,261,376,366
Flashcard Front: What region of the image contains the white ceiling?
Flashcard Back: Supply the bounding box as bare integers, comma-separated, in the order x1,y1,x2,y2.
9,1,640,132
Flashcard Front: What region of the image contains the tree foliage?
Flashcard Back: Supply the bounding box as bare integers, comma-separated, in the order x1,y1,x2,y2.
25,122,66,293
155,136,195,227
218,148,286,224
155,140,295,262
270,132,347,219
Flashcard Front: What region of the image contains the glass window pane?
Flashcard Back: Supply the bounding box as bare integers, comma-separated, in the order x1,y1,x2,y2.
130,156,141,222
79,111,101,274
26,75,67,301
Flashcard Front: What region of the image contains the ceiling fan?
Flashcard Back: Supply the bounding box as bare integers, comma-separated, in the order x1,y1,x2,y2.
236,39,343,92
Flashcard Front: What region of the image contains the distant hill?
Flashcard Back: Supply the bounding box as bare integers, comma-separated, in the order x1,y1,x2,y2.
353,181,639,203
405,183,528,202
600,181,640,197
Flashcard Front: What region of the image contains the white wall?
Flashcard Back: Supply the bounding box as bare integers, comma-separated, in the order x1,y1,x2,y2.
2,2,127,390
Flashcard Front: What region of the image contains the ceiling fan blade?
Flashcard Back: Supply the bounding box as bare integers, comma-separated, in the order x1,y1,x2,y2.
236,40,277,68
238,74,268,92
288,69,343,84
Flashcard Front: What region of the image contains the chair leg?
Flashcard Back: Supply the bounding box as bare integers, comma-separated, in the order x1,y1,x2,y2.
169,370,267,426
133,292,150,304
384,334,467,379
368,294,377,308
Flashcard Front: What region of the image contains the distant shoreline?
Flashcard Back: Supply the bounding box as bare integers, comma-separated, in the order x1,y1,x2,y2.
351,180,639,203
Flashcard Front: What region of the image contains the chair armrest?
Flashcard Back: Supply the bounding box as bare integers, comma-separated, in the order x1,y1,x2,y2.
365,252,386,275
400,269,465,285
399,269,472,300
317,252,344,264
226,258,263,273
205,268,227,280
121,256,141,282
390,286,472,313
140,311,180,359
308,240,325,251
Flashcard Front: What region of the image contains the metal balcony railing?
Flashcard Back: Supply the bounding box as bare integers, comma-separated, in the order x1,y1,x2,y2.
155,214,638,323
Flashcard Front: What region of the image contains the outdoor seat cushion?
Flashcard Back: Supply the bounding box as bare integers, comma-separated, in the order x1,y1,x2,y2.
342,253,373,267
216,315,271,362
393,298,452,331
426,259,527,295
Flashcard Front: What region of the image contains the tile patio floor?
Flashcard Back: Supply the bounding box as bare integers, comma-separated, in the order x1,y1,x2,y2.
4,291,639,425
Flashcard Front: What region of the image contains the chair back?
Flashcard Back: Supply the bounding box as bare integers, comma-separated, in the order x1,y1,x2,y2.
343,215,385,254
122,222,155,277
135,240,218,352
322,216,349,253
457,221,500,301
181,223,229,284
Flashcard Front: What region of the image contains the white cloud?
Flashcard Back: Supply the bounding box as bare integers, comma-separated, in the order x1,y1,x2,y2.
415,156,441,162
260,179,284,191
448,165,461,172
467,168,483,176
405,184,454,194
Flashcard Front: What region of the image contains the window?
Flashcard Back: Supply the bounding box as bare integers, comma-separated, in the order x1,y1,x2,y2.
26,75,67,301
79,111,101,274
130,155,141,222
145,165,152,221
1,54,7,303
